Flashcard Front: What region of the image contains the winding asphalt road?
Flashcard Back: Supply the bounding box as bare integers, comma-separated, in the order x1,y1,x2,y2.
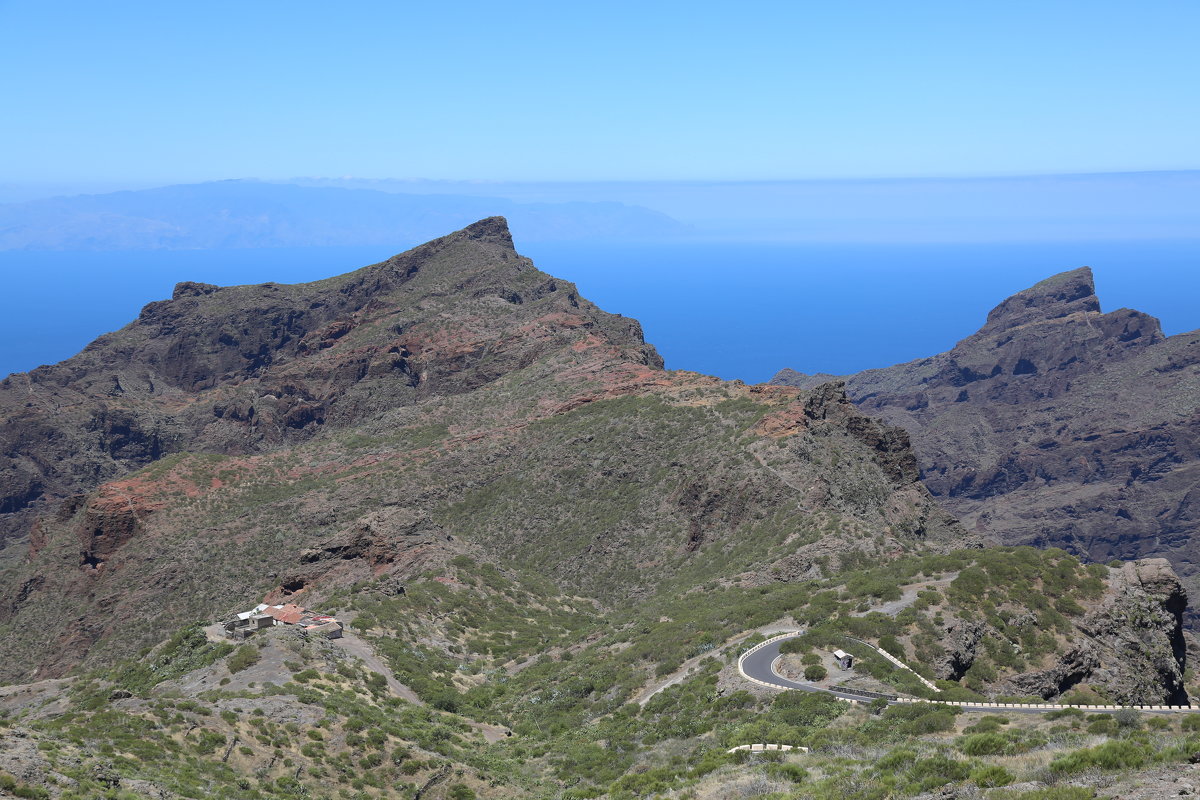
740,636,903,705
739,633,1191,716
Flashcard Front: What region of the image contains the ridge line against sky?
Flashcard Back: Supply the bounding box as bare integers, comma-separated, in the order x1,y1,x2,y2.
1,170,1196,244
2,1,1198,183
5,169,1200,206
277,168,1200,184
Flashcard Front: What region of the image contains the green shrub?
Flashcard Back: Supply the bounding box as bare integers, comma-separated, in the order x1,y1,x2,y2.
803,664,828,681
970,764,1014,787
875,747,917,771
227,644,261,674
958,732,1008,755
963,715,1008,733
766,762,807,783
905,754,970,792
878,635,905,659
13,786,50,800
1050,739,1150,774
882,702,960,735
191,729,226,756
0,774,44,798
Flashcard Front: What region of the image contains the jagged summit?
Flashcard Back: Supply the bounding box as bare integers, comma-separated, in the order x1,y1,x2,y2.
771,266,1161,392
772,265,1200,618
458,214,516,248
0,219,662,553
982,266,1100,333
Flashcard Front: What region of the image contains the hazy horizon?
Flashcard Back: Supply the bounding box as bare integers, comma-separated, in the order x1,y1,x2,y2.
1,169,1196,245
2,2,1196,388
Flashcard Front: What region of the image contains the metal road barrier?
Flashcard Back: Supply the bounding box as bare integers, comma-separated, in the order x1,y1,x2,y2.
737,630,1197,714
843,635,941,692
829,685,897,701
726,743,810,754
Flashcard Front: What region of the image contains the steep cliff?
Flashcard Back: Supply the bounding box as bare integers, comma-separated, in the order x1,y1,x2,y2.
773,267,1200,609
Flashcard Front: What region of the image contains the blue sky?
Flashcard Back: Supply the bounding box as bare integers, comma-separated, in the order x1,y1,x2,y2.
2,1,1198,184
0,2,1196,382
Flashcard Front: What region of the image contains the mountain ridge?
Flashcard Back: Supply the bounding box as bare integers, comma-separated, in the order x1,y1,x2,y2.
0,217,967,683
0,181,688,251
0,217,662,554
0,222,1193,799
772,266,1200,610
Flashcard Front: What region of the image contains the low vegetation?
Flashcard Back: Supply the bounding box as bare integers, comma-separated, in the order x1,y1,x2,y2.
1,542,1191,799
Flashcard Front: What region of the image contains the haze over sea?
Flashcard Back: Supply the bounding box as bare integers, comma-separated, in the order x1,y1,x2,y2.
3,237,1197,385
4,2,1197,388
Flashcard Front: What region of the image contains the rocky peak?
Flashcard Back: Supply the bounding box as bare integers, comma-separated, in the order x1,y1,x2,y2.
0,218,662,554
961,267,1163,378
770,368,840,390
981,267,1100,334
771,265,1200,627
458,215,516,249
172,281,220,300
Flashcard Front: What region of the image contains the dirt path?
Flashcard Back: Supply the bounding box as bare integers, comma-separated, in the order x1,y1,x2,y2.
852,573,959,618
331,630,423,704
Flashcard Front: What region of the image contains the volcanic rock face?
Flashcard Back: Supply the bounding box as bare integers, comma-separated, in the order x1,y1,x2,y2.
1077,559,1189,704
0,218,964,682
993,558,1188,704
773,267,1200,609
0,217,661,555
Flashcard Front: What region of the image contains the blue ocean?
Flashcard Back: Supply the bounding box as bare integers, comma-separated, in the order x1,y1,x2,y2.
1,239,1197,384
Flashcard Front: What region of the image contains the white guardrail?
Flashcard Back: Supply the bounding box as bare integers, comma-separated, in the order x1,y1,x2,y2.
736,631,1197,714
851,638,941,692
727,743,809,754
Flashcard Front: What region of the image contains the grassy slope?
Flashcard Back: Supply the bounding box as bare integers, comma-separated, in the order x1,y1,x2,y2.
1,546,1198,799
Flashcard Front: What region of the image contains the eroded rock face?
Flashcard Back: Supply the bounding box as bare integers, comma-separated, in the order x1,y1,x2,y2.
938,558,1188,704
932,619,986,681
0,220,965,683
773,267,1200,615
288,507,454,595
0,217,662,555
1000,644,1100,699
1077,559,1189,704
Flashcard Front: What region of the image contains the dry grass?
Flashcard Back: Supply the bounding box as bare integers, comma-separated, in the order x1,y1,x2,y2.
686,766,792,800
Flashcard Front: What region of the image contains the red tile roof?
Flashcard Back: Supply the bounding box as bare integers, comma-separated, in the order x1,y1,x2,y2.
263,603,306,625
